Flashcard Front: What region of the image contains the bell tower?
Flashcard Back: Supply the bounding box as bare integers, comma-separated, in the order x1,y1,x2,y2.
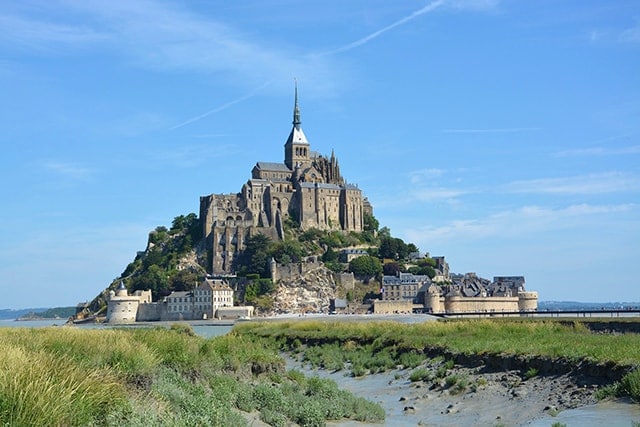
284,82,310,169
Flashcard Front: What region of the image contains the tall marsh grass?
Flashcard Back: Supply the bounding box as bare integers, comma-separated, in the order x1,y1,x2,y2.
0,337,127,426
0,324,384,426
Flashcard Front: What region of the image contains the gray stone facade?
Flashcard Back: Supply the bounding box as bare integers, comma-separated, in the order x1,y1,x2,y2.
200,88,370,274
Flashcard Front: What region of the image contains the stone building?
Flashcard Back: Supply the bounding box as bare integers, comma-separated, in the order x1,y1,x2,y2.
381,272,431,303
107,277,251,322
165,277,234,320
200,87,371,274
374,272,538,314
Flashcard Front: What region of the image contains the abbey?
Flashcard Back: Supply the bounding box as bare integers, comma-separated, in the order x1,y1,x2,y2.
200,88,371,274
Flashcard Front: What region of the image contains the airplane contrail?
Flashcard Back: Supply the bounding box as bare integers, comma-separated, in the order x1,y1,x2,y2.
317,0,445,56
170,81,273,130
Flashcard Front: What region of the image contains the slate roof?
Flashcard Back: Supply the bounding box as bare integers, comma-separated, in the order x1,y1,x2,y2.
255,162,292,172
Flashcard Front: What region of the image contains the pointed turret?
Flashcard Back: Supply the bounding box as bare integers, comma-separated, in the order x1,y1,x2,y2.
284,82,310,169
293,81,301,129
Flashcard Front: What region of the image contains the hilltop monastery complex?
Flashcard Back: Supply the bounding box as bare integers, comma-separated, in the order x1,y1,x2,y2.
199,86,371,275
105,88,537,322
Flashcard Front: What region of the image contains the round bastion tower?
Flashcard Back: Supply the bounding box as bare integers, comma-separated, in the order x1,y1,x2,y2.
518,291,538,312
424,284,443,314
106,282,140,323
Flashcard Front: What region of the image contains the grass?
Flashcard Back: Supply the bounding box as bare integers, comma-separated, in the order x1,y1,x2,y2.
445,374,469,395
0,325,384,426
235,318,640,402
235,318,640,365
596,368,640,402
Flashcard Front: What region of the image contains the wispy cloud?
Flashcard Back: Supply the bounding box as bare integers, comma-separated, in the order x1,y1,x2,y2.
404,203,636,243
315,0,445,56
44,161,93,180
150,143,239,168
448,0,502,11
502,172,640,195
554,145,640,157
441,127,540,134
619,20,640,43
1,1,336,94
0,13,108,49
409,168,446,184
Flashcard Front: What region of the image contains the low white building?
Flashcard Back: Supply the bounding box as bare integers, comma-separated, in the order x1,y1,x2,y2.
166,277,235,320
108,277,251,322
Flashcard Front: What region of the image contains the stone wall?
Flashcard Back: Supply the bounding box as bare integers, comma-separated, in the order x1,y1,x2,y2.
137,302,164,321
217,306,254,319
337,272,355,290
373,299,413,314
444,296,520,313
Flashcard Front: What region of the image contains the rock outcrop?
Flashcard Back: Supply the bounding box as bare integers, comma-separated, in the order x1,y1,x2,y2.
270,265,338,314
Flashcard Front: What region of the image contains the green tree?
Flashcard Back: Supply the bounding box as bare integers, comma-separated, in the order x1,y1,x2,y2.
170,269,200,291
237,234,272,278
363,213,379,232
406,243,419,255
379,237,408,260
131,264,169,299
383,262,401,276
271,239,304,264
408,265,436,278
322,247,338,263
348,255,382,278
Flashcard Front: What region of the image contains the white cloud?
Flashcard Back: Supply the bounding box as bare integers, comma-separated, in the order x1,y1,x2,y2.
44,161,93,180
404,203,637,244
441,127,540,134
409,168,446,184
554,145,640,157
149,143,239,168
0,13,109,49
502,172,640,195
619,20,640,43
447,0,502,11
1,0,337,95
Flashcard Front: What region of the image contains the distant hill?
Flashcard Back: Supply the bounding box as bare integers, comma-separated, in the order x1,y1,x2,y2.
16,307,77,320
0,308,50,320
538,301,640,311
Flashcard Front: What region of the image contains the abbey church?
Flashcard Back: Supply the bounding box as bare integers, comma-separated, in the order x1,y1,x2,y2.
200,88,371,274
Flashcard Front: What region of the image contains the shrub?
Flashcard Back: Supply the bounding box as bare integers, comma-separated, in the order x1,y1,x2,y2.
253,383,285,412
261,408,287,427
524,367,539,380
620,369,640,401
398,351,425,369
409,367,431,382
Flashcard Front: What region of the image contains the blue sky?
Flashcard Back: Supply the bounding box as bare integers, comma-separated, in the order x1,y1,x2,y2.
1,0,639,309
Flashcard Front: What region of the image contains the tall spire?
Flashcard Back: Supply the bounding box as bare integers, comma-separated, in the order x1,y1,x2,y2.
293,79,301,129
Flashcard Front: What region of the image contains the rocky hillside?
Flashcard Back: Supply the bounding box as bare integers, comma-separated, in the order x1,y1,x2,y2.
270,265,339,315
75,211,425,320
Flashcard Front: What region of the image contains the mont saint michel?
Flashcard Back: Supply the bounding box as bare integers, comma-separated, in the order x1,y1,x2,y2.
82,88,539,325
